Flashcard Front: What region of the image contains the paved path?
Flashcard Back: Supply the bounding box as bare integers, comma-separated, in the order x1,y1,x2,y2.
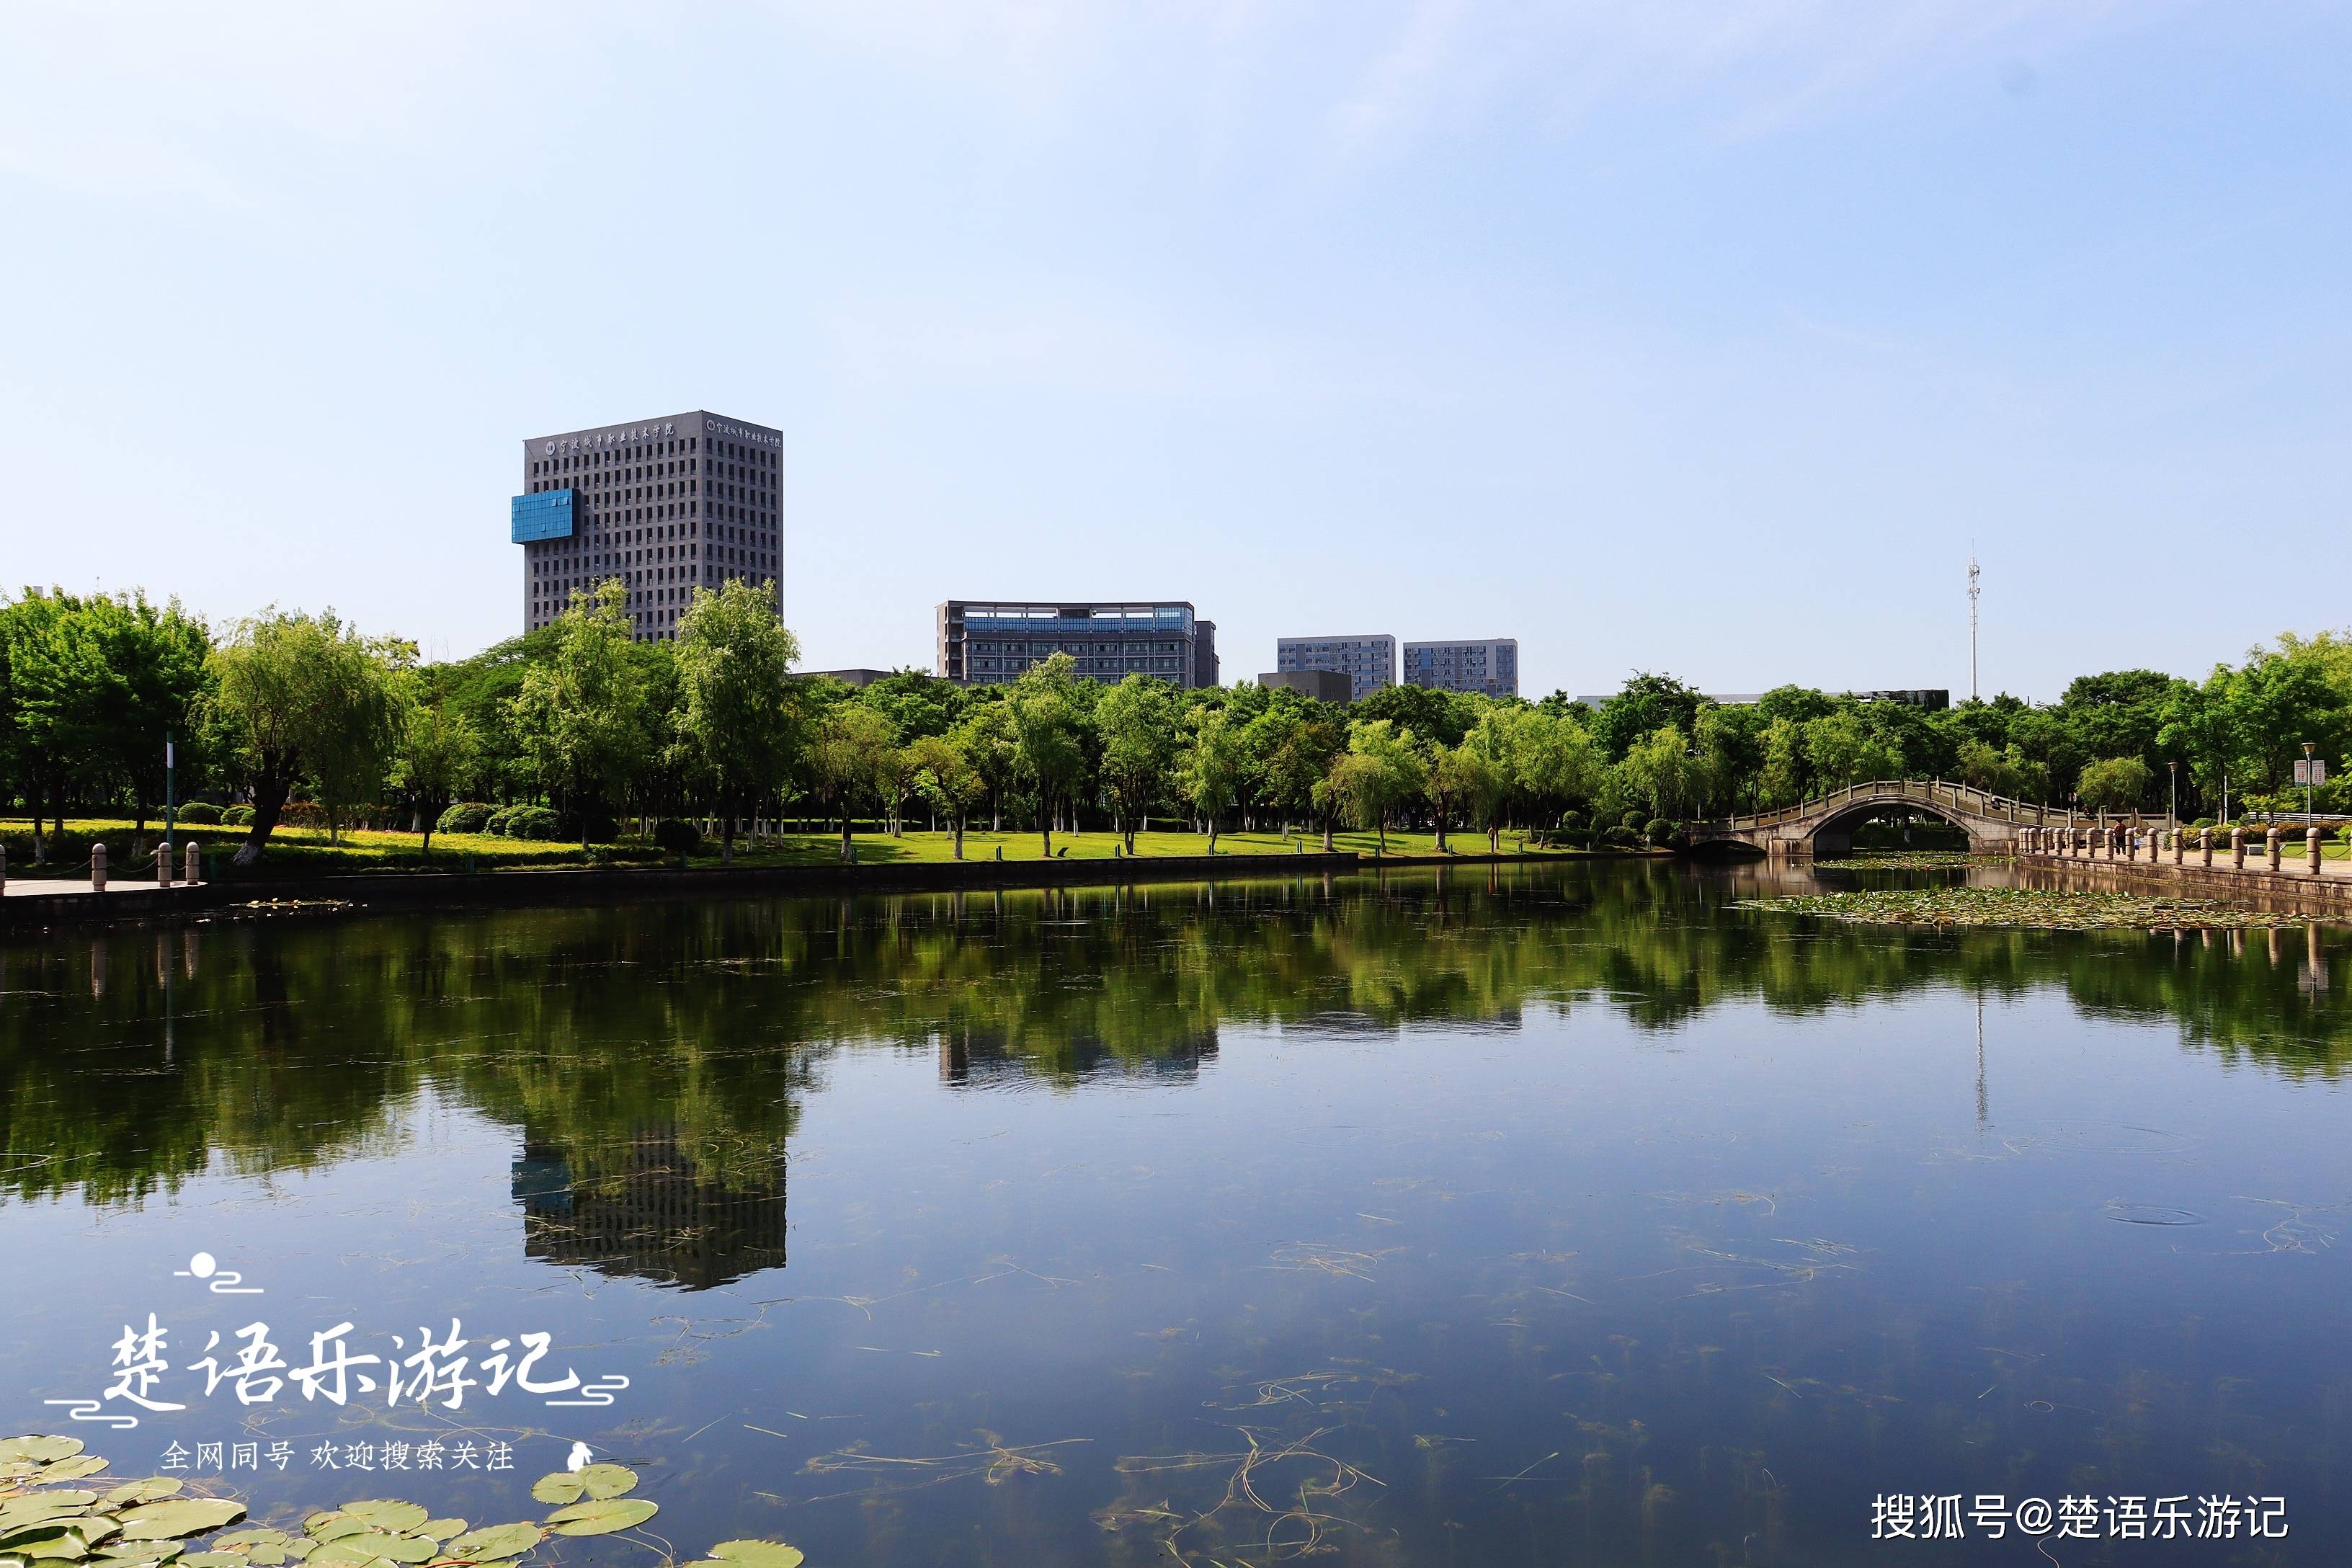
2,878,208,898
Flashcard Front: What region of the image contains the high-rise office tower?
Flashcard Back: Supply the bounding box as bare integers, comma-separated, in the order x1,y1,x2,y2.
512,410,783,643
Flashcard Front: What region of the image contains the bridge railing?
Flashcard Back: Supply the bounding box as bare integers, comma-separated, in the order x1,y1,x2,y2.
1704,778,2053,835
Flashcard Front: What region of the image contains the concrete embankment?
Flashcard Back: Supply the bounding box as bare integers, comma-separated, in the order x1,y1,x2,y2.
0,847,1661,932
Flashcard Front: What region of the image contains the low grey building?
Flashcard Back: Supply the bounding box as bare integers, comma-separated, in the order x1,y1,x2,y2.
1275,635,1395,701
1258,669,1353,704
1404,638,1518,698
513,409,783,643
935,601,1219,688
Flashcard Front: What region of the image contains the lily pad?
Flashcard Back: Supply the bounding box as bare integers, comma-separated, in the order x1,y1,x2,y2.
0,1443,84,1467
0,1500,100,1536
179,1554,248,1568
115,1502,246,1541
5,1521,117,1561
104,1487,181,1509
309,1538,435,1568
410,1528,460,1549
36,1461,108,1485
89,1548,180,1568
209,1538,285,1555
571,1467,634,1502
704,1544,803,1568
299,1522,362,1546
441,1524,539,1562
522,1478,576,1510
541,1500,656,1538
329,1511,420,1538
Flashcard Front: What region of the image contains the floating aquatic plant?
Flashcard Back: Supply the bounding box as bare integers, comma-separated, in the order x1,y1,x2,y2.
1740,887,2313,932
0,1438,804,1568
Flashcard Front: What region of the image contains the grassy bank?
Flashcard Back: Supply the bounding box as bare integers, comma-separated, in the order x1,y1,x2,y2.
6,819,1594,879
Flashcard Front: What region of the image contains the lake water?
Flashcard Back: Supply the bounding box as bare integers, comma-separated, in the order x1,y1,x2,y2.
4,862,2346,1564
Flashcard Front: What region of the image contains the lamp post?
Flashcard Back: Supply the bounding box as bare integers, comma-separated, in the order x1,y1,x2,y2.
164,734,176,869
2304,739,2317,826
2168,760,2178,830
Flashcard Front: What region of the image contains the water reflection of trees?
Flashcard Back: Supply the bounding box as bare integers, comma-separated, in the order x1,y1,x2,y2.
5,862,2350,1210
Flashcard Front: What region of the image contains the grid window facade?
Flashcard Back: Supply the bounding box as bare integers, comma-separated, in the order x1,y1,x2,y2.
1275,635,1396,701
514,410,783,643
937,601,1219,688
1402,638,1519,698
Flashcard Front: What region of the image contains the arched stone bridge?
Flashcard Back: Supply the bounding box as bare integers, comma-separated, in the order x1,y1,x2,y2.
1693,778,2053,855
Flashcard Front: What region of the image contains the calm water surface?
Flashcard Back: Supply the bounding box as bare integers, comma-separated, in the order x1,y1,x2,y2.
4,863,2348,1565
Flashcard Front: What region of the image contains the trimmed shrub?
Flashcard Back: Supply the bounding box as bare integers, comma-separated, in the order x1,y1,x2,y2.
280,801,326,827
1556,809,1585,833
502,804,563,841
176,802,223,824
1602,825,1642,849
652,819,702,855
437,802,494,836
1642,817,1670,845
222,805,255,826
1620,810,1644,831
485,807,516,837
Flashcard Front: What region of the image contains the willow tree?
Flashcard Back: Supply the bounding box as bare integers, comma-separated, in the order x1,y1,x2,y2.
1097,674,1177,851
1179,705,1246,852
207,607,405,864
1008,654,1087,856
509,582,650,852
811,703,896,861
674,580,802,863
1327,719,1426,853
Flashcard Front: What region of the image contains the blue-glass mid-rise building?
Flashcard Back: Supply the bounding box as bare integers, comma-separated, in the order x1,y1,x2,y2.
514,410,783,642
935,600,1219,688
1404,638,1518,698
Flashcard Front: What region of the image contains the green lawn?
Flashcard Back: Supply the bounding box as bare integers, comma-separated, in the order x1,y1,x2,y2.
17,818,1601,877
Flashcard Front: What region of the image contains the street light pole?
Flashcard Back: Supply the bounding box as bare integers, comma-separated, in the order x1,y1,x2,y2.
164,734,176,868
2304,739,2317,826
2168,760,2178,830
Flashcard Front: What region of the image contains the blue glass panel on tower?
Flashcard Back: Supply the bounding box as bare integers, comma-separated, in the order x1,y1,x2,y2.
510,489,576,543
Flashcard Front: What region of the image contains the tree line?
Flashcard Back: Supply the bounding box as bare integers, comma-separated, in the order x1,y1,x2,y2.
7,579,2352,865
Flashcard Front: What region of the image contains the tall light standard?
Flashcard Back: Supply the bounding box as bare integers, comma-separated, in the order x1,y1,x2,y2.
2304,739,2317,826
163,734,177,870
2168,760,2178,830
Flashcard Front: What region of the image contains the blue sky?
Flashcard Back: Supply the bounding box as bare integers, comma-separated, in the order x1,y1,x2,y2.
3,1,2346,700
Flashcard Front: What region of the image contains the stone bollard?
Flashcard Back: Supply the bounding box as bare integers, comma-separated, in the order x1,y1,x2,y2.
92,840,108,893
2309,827,2324,876
158,846,173,888
2230,827,2245,869
185,842,201,884
2200,827,2211,867
2173,829,2184,865
2266,825,2283,872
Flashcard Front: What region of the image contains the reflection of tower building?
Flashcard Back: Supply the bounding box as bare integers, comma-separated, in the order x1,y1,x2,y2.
511,1123,786,1291
935,1028,1219,1086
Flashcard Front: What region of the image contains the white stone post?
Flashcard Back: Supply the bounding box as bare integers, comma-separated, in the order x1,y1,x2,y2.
2308,826,2322,876
2230,827,2245,869
2266,825,2283,872
92,840,108,892
2200,827,2211,867
186,842,201,884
